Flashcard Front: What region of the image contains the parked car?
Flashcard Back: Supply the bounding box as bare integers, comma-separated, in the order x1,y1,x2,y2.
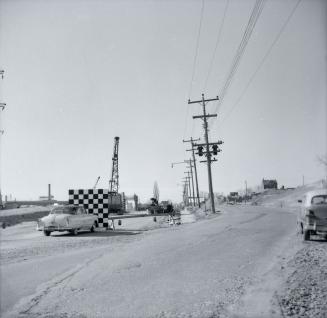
37,205,98,236
298,189,327,241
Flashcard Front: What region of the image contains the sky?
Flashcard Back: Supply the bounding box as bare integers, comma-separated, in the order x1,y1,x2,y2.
0,0,326,203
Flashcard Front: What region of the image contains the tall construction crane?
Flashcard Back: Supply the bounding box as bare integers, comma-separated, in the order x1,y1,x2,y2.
109,136,120,193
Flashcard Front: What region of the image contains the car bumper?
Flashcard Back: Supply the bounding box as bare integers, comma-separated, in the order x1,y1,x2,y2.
37,224,73,232
305,222,327,234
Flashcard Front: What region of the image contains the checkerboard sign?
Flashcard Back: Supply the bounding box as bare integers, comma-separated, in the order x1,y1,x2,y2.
68,189,110,228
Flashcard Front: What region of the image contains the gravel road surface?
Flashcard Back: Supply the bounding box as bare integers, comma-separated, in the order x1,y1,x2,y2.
0,206,309,317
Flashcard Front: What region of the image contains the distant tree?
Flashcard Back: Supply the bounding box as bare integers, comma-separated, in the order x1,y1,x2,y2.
153,181,159,202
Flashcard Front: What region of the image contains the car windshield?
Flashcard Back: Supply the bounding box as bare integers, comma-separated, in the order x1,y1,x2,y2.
311,195,327,205
50,207,77,215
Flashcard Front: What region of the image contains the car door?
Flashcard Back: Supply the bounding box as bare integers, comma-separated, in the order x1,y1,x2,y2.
78,207,91,228
310,195,327,226
74,207,86,228
300,195,307,222
67,209,79,228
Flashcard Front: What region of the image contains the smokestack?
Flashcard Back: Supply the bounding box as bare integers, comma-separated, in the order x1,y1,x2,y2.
48,184,51,201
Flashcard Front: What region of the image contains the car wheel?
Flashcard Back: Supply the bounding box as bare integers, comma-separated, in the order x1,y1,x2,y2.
43,230,51,236
304,230,310,241
70,229,78,235
90,225,95,233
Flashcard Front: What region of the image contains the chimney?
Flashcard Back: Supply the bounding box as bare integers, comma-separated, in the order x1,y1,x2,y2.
48,184,51,201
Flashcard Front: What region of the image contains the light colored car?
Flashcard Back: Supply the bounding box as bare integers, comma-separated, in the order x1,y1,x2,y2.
298,189,327,241
37,205,98,236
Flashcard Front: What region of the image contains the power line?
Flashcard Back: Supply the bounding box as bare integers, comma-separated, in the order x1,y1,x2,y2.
203,0,230,92
183,0,205,139
211,0,266,121
191,0,229,138
220,0,302,127
188,0,206,99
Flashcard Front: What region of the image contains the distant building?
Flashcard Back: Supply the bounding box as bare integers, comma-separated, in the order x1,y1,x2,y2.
39,196,54,201
230,192,239,197
262,179,278,190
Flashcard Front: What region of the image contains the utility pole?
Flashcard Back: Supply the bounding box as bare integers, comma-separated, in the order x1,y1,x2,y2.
245,180,247,204
183,137,201,207
0,70,5,209
183,175,191,206
188,94,223,213
184,171,194,206
186,160,195,207
182,179,189,206
172,159,195,206
183,173,192,206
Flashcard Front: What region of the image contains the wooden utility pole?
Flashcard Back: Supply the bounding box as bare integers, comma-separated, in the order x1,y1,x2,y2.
185,168,195,206
0,70,5,209
183,172,192,206
182,178,190,206
186,160,196,207
188,94,223,213
183,137,201,207
245,180,247,204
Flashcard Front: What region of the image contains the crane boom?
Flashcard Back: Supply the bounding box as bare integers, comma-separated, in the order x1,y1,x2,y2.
93,176,100,190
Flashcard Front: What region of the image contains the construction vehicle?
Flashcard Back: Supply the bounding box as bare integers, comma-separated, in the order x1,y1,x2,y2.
147,198,163,214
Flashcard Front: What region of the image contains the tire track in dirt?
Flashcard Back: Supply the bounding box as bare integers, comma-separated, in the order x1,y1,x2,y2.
5,252,107,318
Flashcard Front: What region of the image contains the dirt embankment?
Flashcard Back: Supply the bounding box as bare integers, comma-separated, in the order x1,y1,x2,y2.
276,241,327,317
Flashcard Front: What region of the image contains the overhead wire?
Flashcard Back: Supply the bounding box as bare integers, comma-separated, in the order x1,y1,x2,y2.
210,0,266,126
188,0,206,99
191,0,229,139
183,0,205,140
219,0,302,127
203,0,230,93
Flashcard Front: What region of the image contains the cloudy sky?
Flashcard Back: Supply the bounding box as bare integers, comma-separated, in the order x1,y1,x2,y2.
0,0,326,202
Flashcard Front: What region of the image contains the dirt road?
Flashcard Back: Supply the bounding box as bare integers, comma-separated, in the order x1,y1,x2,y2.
1,206,304,317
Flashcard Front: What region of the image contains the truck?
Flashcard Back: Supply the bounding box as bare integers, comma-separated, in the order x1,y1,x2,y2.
227,192,240,204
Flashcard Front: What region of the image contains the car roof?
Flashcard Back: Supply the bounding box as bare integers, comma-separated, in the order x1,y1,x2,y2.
306,189,327,199
51,205,82,209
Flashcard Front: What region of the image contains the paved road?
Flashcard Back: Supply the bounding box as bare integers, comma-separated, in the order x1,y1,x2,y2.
1,206,297,317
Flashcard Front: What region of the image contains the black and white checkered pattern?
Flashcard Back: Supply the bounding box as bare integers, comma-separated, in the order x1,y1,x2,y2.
68,189,110,228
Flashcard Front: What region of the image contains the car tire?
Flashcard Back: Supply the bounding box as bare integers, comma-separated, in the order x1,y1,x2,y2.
70,229,78,236
90,225,95,233
304,230,310,241
43,230,51,236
